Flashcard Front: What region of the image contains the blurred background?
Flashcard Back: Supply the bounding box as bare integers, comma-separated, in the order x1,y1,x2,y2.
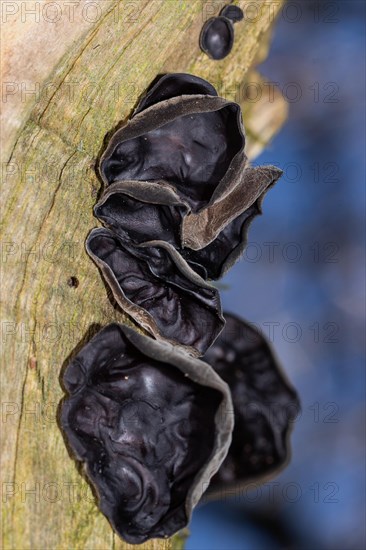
188,1,365,549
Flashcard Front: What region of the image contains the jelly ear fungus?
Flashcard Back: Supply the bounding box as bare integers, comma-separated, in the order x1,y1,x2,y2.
60,71,298,544
99,94,245,213
199,5,244,61
220,5,244,23
200,17,234,60
134,72,218,114
61,323,233,543
97,72,284,270
94,180,189,248
181,165,282,280
94,165,282,280
203,312,300,498
86,228,225,355
181,164,283,251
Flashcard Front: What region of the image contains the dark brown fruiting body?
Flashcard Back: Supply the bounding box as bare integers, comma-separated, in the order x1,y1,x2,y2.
135,72,218,114
86,228,225,355
60,73,297,544
203,312,300,497
61,324,233,544
100,95,245,213
220,4,244,23
199,4,244,61
199,17,234,60
97,74,282,276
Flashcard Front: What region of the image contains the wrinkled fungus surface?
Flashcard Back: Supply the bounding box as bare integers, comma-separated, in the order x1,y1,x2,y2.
94,168,281,281
96,73,283,276
86,228,224,354
60,71,297,544
203,313,300,495
100,98,244,212
94,181,187,248
181,165,283,275
61,324,233,543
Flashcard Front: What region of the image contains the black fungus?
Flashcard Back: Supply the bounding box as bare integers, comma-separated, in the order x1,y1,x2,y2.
97,72,284,263
60,70,297,545
203,312,300,497
94,180,188,249
135,72,218,114
61,323,233,543
220,4,244,23
181,200,261,280
94,165,282,280
199,4,244,61
100,91,245,214
86,228,225,354
181,165,283,265
200,17,234,60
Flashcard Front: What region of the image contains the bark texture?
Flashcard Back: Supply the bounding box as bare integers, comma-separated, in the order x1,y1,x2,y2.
1,1,286,548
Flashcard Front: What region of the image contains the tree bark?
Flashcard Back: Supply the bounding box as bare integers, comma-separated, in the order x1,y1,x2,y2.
1,1,286,548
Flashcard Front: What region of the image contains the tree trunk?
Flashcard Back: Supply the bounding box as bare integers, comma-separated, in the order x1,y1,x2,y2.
1,1,286,548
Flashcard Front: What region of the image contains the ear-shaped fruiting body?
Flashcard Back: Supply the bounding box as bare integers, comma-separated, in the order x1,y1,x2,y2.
202,312,300,497
86,228,225,355
98,74,284,273
134,72,218,114
100,93,245,213
181,164,283,251
94,166,282,280
94,180,189,248
61,323,233,543
180,198,261,280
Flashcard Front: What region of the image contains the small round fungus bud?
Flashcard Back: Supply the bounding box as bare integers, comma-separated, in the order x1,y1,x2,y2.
220,4,244,23
200,17,234,60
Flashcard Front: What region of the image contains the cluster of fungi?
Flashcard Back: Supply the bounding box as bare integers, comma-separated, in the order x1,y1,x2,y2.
60,74,299,544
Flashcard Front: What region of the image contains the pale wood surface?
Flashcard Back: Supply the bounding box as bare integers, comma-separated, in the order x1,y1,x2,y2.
1,1,285,548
